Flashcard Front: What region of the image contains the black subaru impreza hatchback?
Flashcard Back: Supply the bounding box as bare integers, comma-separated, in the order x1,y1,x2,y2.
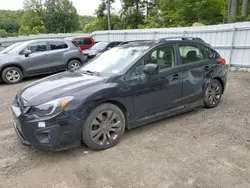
12,37,227,151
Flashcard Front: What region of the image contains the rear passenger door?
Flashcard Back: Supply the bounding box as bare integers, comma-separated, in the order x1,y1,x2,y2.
178,43,209,105
46,41,69,71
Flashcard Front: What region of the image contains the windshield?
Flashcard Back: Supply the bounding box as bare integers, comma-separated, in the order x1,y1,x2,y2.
90,42,108,50
0,42,22,54
80,46,150,75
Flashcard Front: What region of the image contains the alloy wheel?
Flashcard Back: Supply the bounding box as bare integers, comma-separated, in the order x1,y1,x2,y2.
206,82,221,106
6,70,21,83
90,111,123,146
70,62,80,70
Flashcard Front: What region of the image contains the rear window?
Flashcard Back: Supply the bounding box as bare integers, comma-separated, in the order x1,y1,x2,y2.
204,47,217,59
50,41,68,50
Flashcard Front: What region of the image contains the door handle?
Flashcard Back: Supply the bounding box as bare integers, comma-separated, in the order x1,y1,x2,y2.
43,54,49,56
204,65,210,71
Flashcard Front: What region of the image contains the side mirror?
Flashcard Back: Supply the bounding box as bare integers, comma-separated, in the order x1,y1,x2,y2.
24,50,31,57
143,64,159,75
107,47,112,50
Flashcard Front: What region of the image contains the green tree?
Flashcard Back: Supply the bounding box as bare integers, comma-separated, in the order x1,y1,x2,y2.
120,0,145,29
19,11,46,35
43,0,79,33
0,10,23,35
0,29,8,38
79,16,96,31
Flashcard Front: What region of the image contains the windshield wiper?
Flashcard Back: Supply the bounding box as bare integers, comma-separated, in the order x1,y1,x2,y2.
80,70,100,76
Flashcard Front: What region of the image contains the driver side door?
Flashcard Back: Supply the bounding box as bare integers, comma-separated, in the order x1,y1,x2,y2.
19,41,50,75
125,44,183,125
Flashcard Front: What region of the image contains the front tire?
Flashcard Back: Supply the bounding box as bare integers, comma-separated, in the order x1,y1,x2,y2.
204,79,222,108
82,103,126,150
2,66,23,84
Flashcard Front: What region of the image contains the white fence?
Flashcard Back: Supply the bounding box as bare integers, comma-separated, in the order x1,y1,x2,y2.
92,22,250,68
1,22,250,68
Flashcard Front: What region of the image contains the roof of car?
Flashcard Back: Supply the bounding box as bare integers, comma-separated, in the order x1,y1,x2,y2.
64,36,92,40
118,37,211,49
21,38,68,43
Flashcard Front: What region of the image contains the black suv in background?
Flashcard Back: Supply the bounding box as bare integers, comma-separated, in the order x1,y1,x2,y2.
0,39,85,84
12,37,227,151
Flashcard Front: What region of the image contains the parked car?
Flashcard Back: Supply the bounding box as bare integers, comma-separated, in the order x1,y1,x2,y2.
64,36,95,51
83,41,122,61
0,42,22,54
0,39,85,84
12,37,227,151
0,45,5,52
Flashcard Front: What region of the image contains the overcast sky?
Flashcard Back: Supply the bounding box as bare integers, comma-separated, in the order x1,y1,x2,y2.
0,0,122,16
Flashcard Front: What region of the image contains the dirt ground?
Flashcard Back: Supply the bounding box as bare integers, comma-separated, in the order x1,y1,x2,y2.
0,72,250,188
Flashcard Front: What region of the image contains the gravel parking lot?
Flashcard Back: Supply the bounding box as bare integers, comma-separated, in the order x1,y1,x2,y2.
0,72,250,188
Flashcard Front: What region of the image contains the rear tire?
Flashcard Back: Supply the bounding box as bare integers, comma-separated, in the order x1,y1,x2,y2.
82,103,125,150
67,60,81,70
204,79,222,108
1,66,23,84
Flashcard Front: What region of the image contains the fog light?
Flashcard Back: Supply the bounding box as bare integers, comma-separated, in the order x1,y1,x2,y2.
38,122,46,128
36,132,50,144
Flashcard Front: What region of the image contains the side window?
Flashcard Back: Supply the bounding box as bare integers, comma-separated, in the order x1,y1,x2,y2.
179,45,204,64
128,45,176,79
23,42,47,54
50,41,67,50
73,39,83,46
62,42,68,48
144,45,176,70
84,38,92,45
108,42,119,48
204,47,215,59
130,60,144,77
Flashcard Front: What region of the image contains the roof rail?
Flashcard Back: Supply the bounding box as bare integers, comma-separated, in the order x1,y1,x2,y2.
157,37,205,43
118,40,152,46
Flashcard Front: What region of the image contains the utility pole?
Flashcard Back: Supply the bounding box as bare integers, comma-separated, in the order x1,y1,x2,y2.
107,0,111,30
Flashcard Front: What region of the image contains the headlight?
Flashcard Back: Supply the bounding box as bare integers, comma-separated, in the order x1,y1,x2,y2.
33,96,74,116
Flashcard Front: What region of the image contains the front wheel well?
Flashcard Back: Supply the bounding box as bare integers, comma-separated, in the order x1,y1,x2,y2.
1,64,24,75
67,58,81,64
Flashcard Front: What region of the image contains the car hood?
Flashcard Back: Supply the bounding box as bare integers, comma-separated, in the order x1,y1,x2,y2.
20,71,105,105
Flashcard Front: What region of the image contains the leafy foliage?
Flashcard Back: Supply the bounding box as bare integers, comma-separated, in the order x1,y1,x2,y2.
43,0,79,33
0,29,8,38
19,11,46,35
0,0,250,37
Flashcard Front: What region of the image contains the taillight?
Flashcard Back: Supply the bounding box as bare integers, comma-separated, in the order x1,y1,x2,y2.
218,58,226,67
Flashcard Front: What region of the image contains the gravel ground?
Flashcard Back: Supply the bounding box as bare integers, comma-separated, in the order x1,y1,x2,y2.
0,72,250,188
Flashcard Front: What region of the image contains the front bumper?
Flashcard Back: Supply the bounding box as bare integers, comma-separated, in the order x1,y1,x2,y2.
11,98,82,151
